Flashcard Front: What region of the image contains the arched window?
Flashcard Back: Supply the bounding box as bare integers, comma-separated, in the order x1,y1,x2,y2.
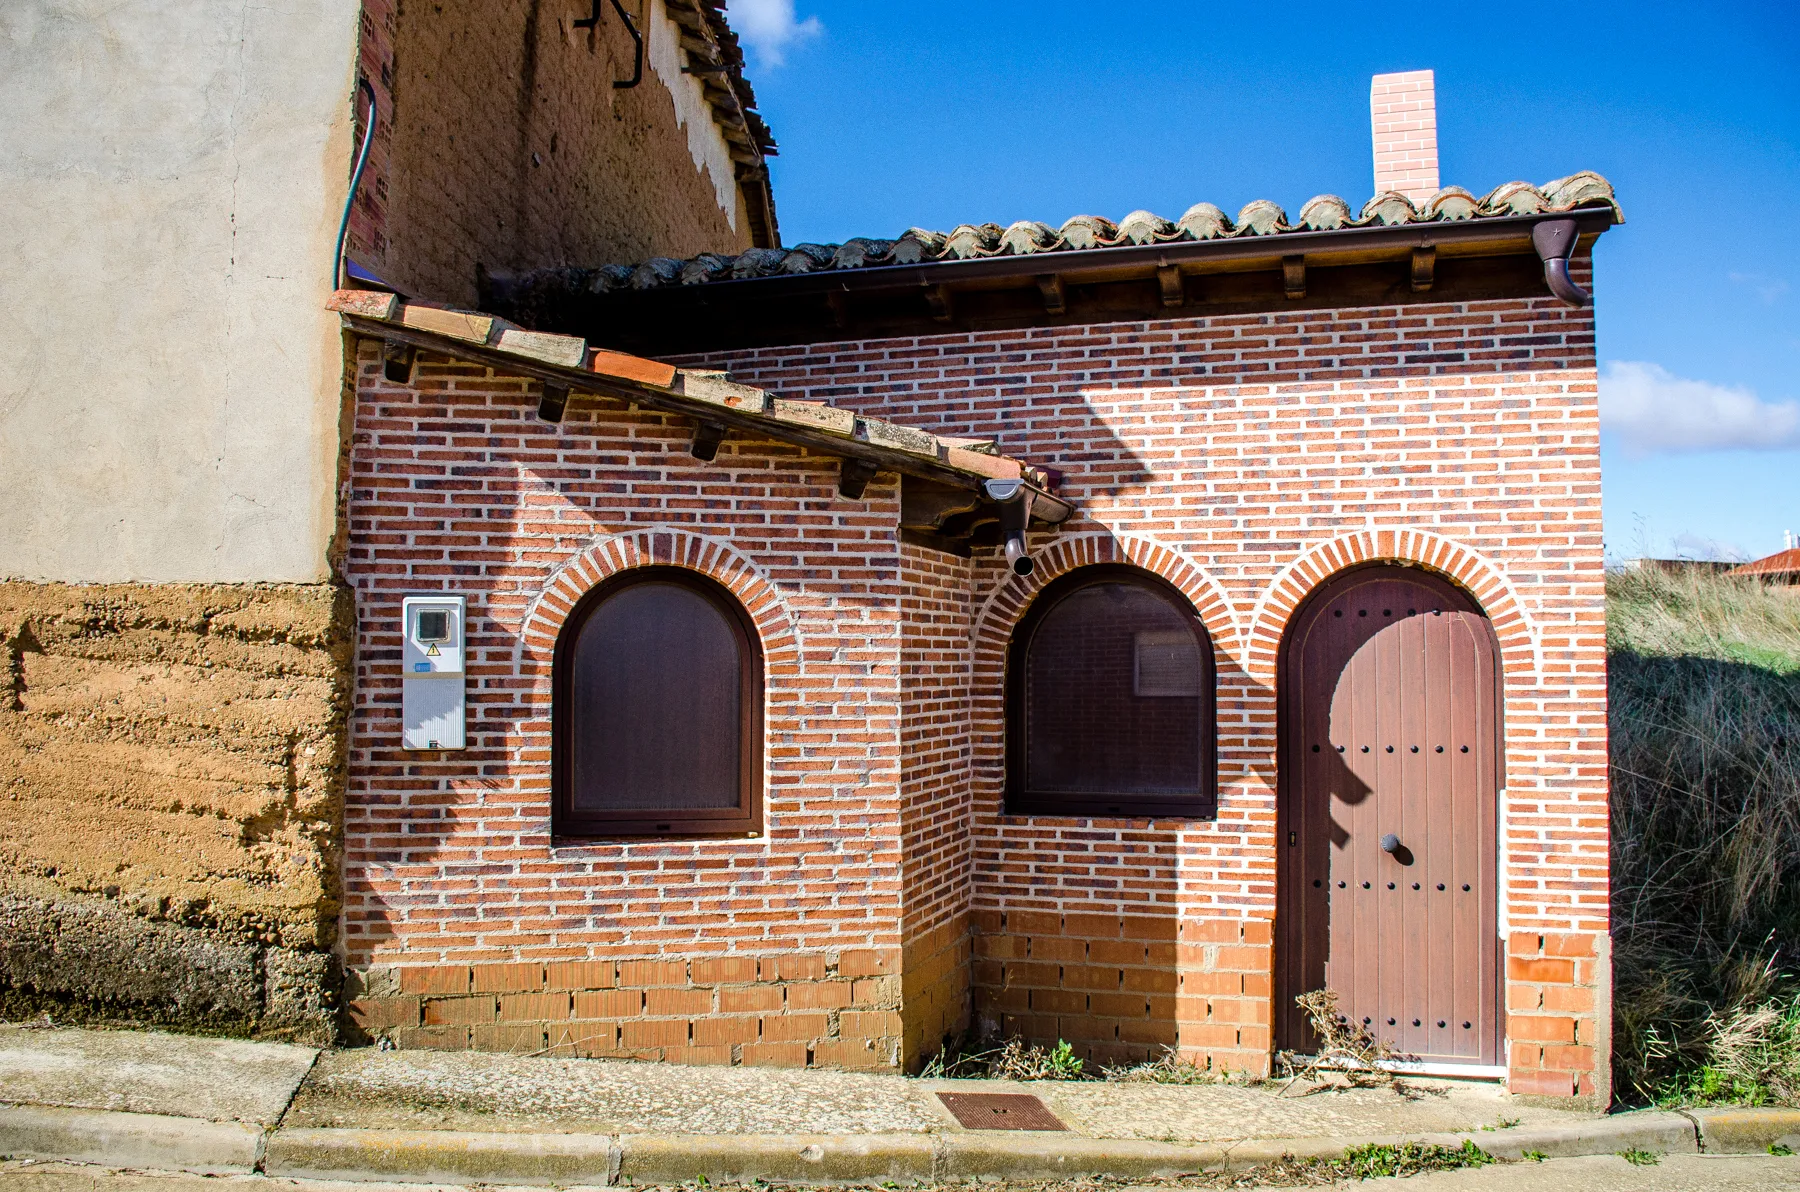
553,569,762,837
1006,566,1216,818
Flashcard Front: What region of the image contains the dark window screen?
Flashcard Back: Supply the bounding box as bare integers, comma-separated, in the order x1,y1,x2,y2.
557,574,758,835
1010,571,1214,816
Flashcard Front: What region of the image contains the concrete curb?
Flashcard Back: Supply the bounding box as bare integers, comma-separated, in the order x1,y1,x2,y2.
11,1103,1800,1185
265,1128,617,1186
620,1134,936,1185
1423,1112,1699,1161
1684,1108,1800,1154
0,1104,264,1175
934,1133,1229,1180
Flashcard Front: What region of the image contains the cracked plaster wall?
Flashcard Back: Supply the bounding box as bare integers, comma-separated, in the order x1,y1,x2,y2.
0,581,352,1040
0,0,360,583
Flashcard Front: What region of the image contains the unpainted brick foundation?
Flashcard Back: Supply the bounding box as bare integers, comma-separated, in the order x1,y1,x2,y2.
350,951,903,1067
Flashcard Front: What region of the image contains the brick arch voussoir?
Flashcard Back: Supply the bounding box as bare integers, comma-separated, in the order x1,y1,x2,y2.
1245,530,1541,683
519,529,799,668
971,531,1241,680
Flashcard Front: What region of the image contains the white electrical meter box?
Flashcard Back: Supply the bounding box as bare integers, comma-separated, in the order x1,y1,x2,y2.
401,594,466,750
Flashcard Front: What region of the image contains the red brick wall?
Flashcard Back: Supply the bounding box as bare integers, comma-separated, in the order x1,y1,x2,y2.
344,275,1610,1098
676,274,1610,1099
340,342,909,1066
896,543,975,1061
973,909,1179,1067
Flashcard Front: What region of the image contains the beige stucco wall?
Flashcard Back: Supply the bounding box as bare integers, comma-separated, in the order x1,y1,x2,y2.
0,0,360,584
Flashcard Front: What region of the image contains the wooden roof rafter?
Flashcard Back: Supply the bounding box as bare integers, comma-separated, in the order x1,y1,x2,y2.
328,290,1071,537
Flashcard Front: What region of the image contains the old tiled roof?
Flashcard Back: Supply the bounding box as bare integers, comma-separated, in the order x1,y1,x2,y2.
1729,549,1800,578
665,0,780,246
673,0,777,162
526,173,1619,295
326,289,1070,520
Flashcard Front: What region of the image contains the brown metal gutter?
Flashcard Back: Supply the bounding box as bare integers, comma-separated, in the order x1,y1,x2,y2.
640,208,1618,303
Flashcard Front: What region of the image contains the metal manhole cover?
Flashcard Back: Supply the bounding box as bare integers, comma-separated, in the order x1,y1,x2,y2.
937,1091,1068,1131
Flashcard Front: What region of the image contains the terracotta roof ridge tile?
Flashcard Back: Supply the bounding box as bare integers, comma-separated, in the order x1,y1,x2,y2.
482,173,1621,297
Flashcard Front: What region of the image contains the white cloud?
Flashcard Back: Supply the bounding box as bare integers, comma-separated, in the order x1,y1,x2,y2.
1600,361,1800,455
1729,271,1790,304
1668,532,1748,563
729,0,821,65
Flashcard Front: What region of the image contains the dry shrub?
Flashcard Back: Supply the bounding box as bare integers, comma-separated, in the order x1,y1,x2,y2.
919,1036,1087,1080
1104,1045,1238,1085
1608,566,1800,1103
1274,989,1398,1091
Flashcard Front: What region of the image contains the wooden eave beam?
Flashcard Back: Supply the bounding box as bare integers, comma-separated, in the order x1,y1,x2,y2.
1282,255,1306,299
340,313,1071,522
1157,264,1185,307
1411,245,1437,292
617,209,1616,305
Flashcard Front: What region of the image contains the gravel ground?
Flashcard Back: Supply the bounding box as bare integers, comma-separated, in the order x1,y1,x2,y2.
288,1049,949,1134
1026,1078,1588,1143
289,1049,1591,1143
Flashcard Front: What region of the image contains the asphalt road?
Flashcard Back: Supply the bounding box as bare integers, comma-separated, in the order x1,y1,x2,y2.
5,1152,1800,1191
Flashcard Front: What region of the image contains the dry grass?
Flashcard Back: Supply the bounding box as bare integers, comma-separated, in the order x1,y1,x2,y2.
1103,1046,1243,1085
1608,565,1800,674
919,1037,1087,1080
1663,991,1800,1106
1273,990,1399,1093
1608,566,1800,1103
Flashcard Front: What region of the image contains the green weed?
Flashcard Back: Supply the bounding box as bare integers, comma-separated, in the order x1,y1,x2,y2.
1338,1140,1495,1179
1619,1147,1661,1166
1658,992,1800,1106
918,1036,1087,1080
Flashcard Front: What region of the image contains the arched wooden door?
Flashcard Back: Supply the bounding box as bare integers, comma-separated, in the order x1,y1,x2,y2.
1275,566,1502,1068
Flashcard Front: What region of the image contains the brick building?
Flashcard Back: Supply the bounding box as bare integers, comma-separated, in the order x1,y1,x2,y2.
333,75,1621,1102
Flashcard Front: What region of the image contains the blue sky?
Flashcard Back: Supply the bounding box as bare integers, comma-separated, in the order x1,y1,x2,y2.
729,0,1799,561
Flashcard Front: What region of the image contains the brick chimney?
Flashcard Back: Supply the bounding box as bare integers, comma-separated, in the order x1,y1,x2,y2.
1370,70,1440,204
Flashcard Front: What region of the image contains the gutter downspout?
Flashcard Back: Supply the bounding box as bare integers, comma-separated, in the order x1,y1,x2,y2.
985,479,1036,577
333,78,379,292
1531,218,1591,307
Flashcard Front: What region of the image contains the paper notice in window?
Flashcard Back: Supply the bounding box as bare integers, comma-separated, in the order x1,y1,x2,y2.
1134,630,1200,697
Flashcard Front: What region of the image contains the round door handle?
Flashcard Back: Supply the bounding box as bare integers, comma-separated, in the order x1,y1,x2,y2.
1380,833,1401,854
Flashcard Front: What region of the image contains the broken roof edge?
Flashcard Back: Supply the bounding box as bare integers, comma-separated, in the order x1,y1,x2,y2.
326,289,1071,523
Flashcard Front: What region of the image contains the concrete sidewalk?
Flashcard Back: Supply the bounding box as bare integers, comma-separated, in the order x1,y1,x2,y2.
4,1024,1800,1184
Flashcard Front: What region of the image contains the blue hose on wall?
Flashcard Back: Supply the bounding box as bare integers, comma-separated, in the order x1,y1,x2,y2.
333,78,379,291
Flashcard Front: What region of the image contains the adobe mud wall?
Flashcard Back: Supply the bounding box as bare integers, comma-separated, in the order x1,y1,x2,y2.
0,581,352,1040
354,0,756,307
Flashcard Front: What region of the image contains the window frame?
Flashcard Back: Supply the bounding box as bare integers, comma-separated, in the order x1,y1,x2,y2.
1004,564,1217,819
551,567,764,839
